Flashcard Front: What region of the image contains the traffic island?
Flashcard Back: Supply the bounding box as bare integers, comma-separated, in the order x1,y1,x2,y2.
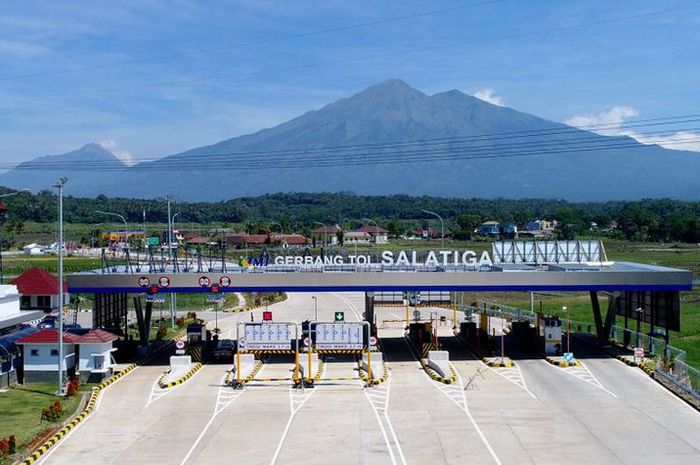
421,351,458,384
482,356,513,368
359,352,388,385
157,361,203,389
544,355,581,367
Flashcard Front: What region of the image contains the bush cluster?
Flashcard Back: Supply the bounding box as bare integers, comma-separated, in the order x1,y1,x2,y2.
41,400,63,423
0,435,16,456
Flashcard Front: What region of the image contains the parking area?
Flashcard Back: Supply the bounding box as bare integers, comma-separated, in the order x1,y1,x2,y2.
38,293,700,465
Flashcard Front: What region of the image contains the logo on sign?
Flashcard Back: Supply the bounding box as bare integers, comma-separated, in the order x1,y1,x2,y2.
138,276,151,288
158,276,170,288
219,276,231,287
198,276,211,287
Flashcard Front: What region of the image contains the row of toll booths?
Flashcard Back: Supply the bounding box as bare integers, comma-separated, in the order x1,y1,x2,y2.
458,313,563,354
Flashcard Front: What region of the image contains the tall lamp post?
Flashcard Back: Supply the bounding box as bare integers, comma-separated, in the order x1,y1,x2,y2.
0,189,31,284
313,221,328,249
563,305,570,354
362,217,379,246
54,177,67,395
421,209,444,250
312,295,318,321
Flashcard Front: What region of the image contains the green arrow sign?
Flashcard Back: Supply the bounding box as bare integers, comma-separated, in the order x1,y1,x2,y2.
334,311,345,322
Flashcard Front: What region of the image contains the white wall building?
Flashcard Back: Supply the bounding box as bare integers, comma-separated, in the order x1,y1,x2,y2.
0,285,44,335
16,329,78,383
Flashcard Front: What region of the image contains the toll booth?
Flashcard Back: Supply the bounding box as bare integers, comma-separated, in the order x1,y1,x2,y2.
540,316,562,355
186,323,207,363
510,321,537,350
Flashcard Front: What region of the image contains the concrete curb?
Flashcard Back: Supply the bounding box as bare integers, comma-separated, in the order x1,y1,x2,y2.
358,358,389,386
157,362,203,389
420,358,458,384
18,364,137,465
544,355,581,368
227,360,264,385
482,357,513,368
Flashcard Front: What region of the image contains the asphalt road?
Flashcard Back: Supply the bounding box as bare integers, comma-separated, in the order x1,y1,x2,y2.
39,293,700,465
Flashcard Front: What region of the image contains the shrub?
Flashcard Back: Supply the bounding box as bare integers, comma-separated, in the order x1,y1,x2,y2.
187,311,197,320
156,325,168,341
8,435,15,454
175,316,186,328
0,438,8,456
67,378,80,397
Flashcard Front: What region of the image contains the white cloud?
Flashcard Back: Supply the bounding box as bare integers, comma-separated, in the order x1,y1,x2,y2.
98,139,136,166
566,106,700,153
474,88,504,106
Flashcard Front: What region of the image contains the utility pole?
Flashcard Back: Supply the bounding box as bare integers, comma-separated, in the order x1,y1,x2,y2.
422,209,444,250
167,198,175,328
54,177,67,396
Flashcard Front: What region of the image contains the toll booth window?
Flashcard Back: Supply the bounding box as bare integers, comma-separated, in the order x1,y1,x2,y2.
30,349,39,357
50,349,58,356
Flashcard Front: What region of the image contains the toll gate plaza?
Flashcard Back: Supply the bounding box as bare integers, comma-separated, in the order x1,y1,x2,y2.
39,241,699,465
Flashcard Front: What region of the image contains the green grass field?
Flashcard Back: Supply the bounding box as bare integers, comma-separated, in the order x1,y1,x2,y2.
0,383,86,463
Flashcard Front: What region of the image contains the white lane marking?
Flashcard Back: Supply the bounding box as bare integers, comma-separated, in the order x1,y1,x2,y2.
420,362,503,465
36,366,140,465
180,374,246,465
269,384,316,465
544,360,617,398
363,375,407,465
145,365,205,407
489,364,537,400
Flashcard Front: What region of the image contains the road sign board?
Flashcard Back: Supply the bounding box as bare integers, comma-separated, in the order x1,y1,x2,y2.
369,336,378,347
263,311,273,321
634,347,644,360
563,352,575,363
242,323,291,350
316,322,363,350
175,340,186,350
334,311,345,322
206,293,225,303
146,293,165,303
303,337,311,347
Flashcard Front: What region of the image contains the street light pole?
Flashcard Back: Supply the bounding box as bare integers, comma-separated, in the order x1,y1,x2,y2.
421,209,444,250
313,221,328,249
54,177,67,395
0,189,31,284
563,306,570,353
312,295,318,321
362,217,379,246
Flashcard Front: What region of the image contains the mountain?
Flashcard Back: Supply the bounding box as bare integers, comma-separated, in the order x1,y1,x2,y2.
0,143,127,195
3,79,700,200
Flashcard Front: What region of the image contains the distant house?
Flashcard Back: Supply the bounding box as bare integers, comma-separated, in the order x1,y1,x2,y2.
16,329,79,383
411,227,437,239
477,221,500,237
22,243,44,256
498,222,518,239
345,231,372,244
100,231,146,243
354,225,389,244
525,219,557,238
10,267,70,312
311,225,342,246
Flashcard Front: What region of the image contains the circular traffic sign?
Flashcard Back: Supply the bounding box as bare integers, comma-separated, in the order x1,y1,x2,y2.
369,336,378,347
198,276,211,287
303,337,311,346
175,340,186,350
138,276,151,288
158,276,170,288
219,276,231,287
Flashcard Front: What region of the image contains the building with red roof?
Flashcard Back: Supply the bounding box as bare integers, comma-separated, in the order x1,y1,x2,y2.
10,267,70,311
16,328,119,383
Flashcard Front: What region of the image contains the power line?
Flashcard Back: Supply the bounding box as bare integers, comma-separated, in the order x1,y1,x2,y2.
2,114,698,170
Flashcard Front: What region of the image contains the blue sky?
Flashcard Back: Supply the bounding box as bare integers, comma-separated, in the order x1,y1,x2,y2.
1,0,698,165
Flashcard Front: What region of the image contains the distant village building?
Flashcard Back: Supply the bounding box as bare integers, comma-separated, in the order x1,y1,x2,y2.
22,243,45,256
311,225,342,246
525,219,557,238
477,221,500,237
10,267,70,312
344,231,372,245
100,231,146,243
354,225,389,244
498,222,518,239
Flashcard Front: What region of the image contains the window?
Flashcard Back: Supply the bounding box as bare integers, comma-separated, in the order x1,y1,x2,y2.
50,349,58,356
38,296,51,309
21,296,31,309
30,349,39,357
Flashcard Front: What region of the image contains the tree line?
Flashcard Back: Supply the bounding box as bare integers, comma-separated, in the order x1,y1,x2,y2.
1,188,699,243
